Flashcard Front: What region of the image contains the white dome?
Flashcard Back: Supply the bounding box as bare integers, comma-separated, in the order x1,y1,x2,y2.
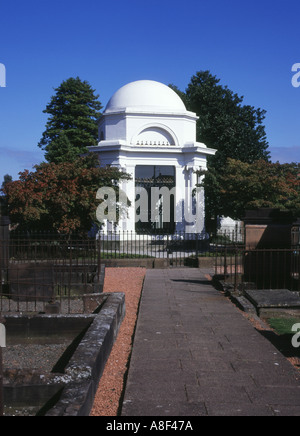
105,80,186,113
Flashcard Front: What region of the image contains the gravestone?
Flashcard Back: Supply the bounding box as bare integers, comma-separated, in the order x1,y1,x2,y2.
8,263,54,302
244,208,294,249
243,209,297,288
245,289,300,318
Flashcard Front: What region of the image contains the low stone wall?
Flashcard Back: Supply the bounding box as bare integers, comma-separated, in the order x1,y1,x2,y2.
45,292,125,416
103,258,155,268
197,257,215,268
102,257,214,269
3,292,125,416
5,313,95,343
5,262,105,302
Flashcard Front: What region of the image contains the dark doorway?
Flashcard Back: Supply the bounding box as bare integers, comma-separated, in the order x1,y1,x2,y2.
135,165,176,234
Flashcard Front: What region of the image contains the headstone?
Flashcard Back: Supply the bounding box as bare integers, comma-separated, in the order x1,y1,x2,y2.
245,289,300,317
244,208,294,249
243,209,296,289
8,262,54,301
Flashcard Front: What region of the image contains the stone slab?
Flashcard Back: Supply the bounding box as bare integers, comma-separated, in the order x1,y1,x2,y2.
245,289,300,309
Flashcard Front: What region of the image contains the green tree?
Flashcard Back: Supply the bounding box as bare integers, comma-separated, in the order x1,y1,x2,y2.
198,159,300,222
171,70,270,228
172,71,269,166
38,77,102,163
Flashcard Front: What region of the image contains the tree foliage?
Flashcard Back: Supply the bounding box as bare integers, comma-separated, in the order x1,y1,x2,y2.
38,77,102,163
171,71,270,167
198,159,300,221
171,70,271,226
2,154,131,234
0,174,13,216
2,174,13,188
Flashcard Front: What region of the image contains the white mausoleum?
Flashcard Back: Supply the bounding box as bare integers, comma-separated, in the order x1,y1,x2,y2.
88,80,216,234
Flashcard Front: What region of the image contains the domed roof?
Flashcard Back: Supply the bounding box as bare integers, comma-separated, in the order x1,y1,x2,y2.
104,80,186,114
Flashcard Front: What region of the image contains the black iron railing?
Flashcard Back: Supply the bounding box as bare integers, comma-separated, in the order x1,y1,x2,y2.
216,247,300,292
98,228,244,267
0,227,245,311
0,234,102,314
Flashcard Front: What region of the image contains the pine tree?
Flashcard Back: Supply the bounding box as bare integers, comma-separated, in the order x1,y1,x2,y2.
38,77,102,163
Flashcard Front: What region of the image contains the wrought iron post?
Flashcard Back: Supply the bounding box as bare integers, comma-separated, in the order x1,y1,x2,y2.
97,233,101,283
0,313,5,416
0,347,2,416
0,216,10,271
0,217,9,416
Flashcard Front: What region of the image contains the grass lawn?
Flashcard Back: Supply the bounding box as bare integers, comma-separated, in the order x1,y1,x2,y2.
263,317,300,366
268,317,300,336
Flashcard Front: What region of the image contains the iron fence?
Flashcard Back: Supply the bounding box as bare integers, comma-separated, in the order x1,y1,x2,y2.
292,225,300,248
0,234,102,314
98,227,244,267
216,247,300,293
0,228,245,313
0,313,4,417
3,229,299,310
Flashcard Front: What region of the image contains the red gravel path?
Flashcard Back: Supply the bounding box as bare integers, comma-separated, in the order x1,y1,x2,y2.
90,267,146,416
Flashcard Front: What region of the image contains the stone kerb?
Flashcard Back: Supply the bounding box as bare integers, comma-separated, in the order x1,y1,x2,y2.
45,292,125,416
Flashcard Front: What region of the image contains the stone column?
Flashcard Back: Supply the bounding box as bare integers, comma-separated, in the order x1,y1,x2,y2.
122,165,136,232
175,166,185,232
194,168,205,235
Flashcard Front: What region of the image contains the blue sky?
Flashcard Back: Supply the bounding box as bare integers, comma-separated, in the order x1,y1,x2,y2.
0,0,299,181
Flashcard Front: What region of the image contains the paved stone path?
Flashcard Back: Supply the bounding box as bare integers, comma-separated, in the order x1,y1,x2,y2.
121,269,300,416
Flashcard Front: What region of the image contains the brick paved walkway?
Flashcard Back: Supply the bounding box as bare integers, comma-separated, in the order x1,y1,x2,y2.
121,269,300,416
